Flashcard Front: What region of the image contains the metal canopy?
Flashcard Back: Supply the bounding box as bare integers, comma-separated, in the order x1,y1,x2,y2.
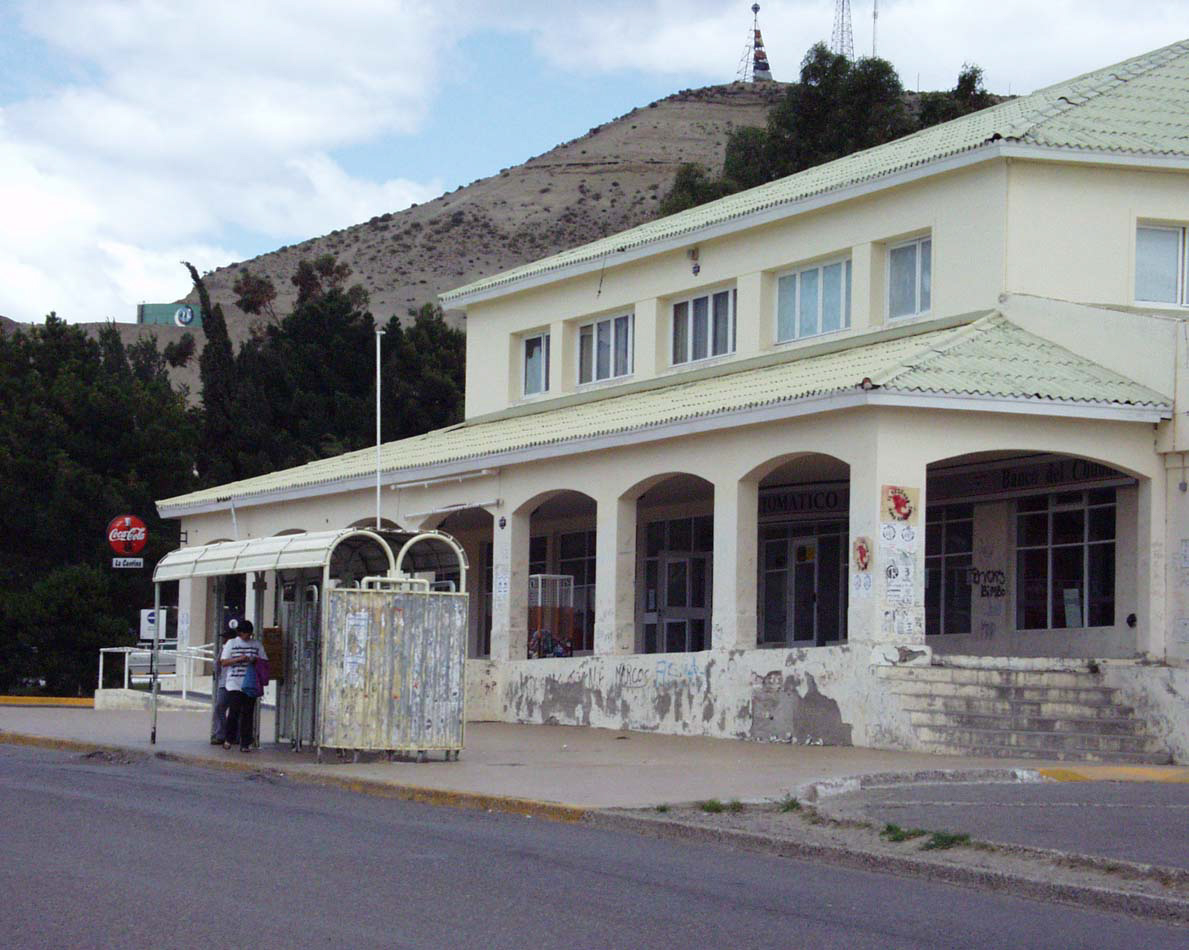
153,529,396,582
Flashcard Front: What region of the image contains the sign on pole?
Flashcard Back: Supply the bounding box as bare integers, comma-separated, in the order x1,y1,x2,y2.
113,557,144,569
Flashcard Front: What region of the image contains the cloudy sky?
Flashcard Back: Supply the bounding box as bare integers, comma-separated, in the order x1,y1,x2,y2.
1,1,1184,324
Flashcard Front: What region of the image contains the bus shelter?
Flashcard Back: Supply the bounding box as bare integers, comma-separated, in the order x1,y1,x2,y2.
152,528,469,760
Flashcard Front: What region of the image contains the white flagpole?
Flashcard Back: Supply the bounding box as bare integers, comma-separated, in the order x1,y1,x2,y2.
375,324,385,531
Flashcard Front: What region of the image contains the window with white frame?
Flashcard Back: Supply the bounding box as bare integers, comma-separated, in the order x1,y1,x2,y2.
579,314,633,384
523,332,550,396
672,289,736,365
888,236,932,319
1016,489,1116,630
925,505,973,636
777,258,853,342
1136,225,1188,306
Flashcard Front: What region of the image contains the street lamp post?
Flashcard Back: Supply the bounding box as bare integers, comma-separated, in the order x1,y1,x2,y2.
375,324,385,531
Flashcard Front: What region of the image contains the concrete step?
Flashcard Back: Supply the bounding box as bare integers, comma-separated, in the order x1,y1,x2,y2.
917,741,1173,765
914,725,1165,756
907,709,1147,736
900,695,1137,720
877,666,1095,689
884,680,1121,704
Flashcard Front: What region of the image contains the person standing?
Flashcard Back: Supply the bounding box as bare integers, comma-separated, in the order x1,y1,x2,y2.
210,627,235,745
220,619,268,753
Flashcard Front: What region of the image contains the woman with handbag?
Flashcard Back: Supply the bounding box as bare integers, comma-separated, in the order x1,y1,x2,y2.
219,619,268,752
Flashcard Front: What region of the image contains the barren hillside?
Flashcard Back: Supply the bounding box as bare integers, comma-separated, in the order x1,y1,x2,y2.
183,82,785,328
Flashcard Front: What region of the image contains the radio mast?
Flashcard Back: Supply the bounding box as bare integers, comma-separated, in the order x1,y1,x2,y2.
831,0,854,60
736,4,773,82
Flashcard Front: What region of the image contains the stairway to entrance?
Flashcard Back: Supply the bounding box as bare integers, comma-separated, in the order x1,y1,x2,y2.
877,663,1172,764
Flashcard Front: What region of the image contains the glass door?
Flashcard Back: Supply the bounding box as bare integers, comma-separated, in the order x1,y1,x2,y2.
643,553,711,652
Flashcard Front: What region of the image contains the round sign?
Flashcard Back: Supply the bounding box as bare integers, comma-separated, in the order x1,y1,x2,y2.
174,306,195,327
107,514,147,555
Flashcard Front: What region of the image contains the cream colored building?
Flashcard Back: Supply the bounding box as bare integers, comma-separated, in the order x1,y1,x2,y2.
159,41,1189,762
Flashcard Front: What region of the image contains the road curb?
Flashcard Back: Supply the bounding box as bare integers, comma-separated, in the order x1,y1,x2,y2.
589,810,1189,926
0,731,589,823
0,697,93,708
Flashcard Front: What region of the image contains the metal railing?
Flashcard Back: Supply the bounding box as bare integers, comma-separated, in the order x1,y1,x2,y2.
98,643,216,700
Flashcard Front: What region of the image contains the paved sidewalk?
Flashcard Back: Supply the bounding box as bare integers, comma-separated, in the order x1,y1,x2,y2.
0,706,1071,809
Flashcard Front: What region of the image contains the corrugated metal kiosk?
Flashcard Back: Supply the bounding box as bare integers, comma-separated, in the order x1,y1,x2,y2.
153,528,469,762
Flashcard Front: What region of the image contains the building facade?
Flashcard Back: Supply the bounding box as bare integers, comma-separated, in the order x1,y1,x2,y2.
159,41,1189,761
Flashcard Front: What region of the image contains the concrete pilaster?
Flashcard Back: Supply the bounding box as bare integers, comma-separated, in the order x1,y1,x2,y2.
1137,476,1168,660
847,421,929,664
489,507,530,662
594,493,637,654
711,476,759,651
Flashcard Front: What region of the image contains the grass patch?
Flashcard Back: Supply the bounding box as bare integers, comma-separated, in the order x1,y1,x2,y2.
699,799,725,814
921,831,971,851
725,799,744,813
776,794,801,813
655,804,669,813
881,823,928,843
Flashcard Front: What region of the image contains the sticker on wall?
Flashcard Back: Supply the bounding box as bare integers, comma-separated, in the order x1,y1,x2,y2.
881,484,920,524
852,536,872,573
852,573,873,597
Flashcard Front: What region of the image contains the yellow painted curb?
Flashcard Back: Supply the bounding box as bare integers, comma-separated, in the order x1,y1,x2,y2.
1039,765,1189,783
0,731,590,823
0,696,93,707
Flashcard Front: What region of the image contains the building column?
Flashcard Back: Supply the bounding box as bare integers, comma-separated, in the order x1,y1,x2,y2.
847,424,930,664
711,475,759,651
1137,476,1168,660
594,492,637,654
489,507,530,662
177,576,207,650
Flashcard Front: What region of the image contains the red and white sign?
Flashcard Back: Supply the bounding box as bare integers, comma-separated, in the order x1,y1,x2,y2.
107,514,147,555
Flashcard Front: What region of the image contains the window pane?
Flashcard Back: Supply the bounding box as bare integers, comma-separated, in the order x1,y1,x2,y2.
945,518,973,554
777,273,797,341
926,522,943,557
944,554,972,634
614,315,631,376
920,238,932,311
668,518,692,551
644,623,658,653
764,571,788,643
666,561,688,608
665,621,687,653
1088,505,1116,542
799,267,820,337
689,618,706,652
1052,509,1084,546
1136,227,1181,303
889,243,918,318
672,302,689,364
925,560,942,636
524,336,544,394
596,319,611,380
690,558,707,609
821,263,843,333
578,326,593,384
1018,496,1047,513
765,540,788,570
646,521,665,556
844,259,853,327
712,291,731,355
1017,513,1048,547
691,296,709,360
1087,543,1116,627
694,515,714,552
644,561,658,611
559,531,585,560
1051,546,1084,628
1017,548,1048,629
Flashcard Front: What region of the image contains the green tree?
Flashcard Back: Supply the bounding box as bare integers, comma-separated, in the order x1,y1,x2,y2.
918,63,995,128
0,316,197,693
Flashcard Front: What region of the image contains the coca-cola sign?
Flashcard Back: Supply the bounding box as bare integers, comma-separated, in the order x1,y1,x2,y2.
107,514,147,555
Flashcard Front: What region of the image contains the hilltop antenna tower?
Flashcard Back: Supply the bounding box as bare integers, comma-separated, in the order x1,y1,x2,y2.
736,4,773,82
872,0,879,57
831,0,854,60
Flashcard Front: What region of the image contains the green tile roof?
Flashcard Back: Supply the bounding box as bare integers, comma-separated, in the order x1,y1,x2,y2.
157,315,1169,513
441,39,1189,303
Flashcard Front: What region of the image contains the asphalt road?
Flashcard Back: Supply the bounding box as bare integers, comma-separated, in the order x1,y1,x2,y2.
839,781,1189,870
0,745,1183,949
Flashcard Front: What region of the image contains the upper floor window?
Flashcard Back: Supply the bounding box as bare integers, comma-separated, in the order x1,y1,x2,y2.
672,289,735,366
523,332,550,396
579,314,633,384
777,258,853,342
1136,225,1187,306
888,236,931,319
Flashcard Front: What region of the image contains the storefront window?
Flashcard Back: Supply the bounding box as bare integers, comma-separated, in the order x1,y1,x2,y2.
558,530,597,652
642,515,713,653
925,505,973,635
1015,489,1116,630
759,521,848,645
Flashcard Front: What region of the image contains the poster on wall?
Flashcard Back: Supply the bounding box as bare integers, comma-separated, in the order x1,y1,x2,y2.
851,536,873,598
881,485,920,524
878,485,922,633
